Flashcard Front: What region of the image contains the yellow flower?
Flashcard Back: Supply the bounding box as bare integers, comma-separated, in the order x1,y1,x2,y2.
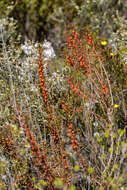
100,40,107,46
110,53,114,56
114,104,119,108
74,165,80,171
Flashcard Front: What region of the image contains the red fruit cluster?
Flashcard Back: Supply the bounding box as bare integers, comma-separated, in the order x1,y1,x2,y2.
61,103,69,113
67,30,80,49
67,123,78,150
102,84,108,95
0,125,16,158
38,44,49,106
53,127,59,144
68,78,87,100
66,55,75,67
66,30,91,76
15,109,49,171
85,31,94,46
62,152,69,169
66,30,109,102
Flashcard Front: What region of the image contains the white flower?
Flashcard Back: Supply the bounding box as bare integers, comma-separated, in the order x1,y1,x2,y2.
42,40,56,61
93,121,99,127
52,72,57,77
94,132,99,137
21,42,33,55
42,40,52,49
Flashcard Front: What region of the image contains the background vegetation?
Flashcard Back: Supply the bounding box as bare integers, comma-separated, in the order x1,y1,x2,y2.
0,0,127,189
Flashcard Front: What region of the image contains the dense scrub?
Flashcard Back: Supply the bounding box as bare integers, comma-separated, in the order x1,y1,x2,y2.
0,18,127,190
0,0,127,53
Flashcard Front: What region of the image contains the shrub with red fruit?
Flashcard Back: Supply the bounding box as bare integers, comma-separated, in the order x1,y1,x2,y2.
0,27,127,190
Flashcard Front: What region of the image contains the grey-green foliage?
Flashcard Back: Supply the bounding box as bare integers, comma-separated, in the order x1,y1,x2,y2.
0,0,127,56
73,0,127,34
0,0,83,41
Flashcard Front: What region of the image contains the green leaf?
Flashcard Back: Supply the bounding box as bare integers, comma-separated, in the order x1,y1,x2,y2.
88,167,95,174
34,184,39,189
112,164,118,171
121,141,127,147
108,147,112,153
53,178,64,189
69,185,76,190
104,130,109,138
74,165,80,172
99,187,104,190
103,172,107,178
117,129,125,136
97,136,102,143
38,180,47,186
